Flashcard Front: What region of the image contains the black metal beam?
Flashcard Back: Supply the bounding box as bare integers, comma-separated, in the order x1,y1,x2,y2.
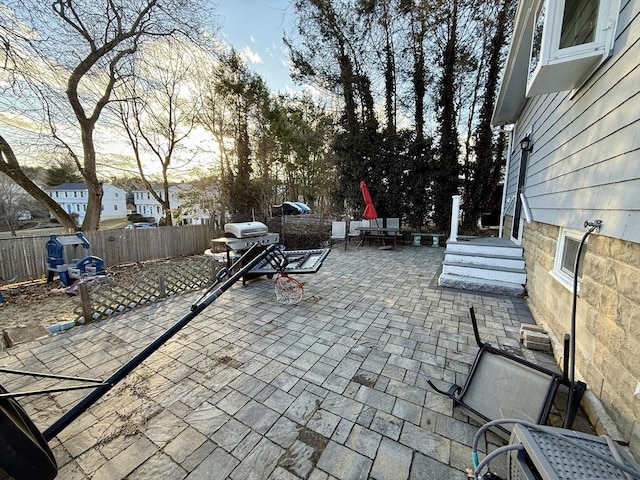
42,243,277,441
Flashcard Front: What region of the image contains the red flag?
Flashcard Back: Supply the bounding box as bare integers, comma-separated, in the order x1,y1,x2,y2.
360,181,378,219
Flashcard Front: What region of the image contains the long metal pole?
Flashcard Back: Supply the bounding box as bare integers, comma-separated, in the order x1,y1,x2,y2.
43,244,277,441
564,221,600,428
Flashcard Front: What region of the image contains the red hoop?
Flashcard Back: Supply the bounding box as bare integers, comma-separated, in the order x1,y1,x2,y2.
274,273,304,305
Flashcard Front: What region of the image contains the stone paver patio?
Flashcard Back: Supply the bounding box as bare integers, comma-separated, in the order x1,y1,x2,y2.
1,245,566,479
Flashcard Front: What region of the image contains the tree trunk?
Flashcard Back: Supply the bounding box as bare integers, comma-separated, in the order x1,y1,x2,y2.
433,1,461,232
0,135,78,231
79,126,103,231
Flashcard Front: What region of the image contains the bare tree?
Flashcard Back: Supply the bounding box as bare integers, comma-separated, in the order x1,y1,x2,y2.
0,134,78,230
0,171,37,236
1,0,209,231
116,36,205,227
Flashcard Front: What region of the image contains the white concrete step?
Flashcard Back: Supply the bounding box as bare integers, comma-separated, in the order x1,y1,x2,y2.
444,251,525,270
438,273,525,296
441,261,527,284
446,238,523,258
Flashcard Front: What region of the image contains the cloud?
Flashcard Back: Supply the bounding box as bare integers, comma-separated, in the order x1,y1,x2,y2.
239,46,263,65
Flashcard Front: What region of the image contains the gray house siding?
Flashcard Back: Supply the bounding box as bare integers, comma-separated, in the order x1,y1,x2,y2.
494,0,640,461
510,2,640,242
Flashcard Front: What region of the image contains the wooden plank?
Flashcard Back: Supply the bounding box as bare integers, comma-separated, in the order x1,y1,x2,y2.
0,224,214,283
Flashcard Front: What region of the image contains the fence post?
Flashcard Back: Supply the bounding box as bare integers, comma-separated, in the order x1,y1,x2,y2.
78,283,92,323
159,275,166,298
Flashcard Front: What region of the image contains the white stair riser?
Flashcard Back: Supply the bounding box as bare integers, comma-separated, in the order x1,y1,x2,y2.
438,273,525,296
442,264,526,284
444,253,524,270
446,243,523,258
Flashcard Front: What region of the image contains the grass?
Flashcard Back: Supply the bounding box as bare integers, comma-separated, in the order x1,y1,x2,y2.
100,217,131,229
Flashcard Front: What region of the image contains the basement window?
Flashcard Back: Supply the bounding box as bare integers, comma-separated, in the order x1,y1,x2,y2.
550,228,587,293
527,0,619,96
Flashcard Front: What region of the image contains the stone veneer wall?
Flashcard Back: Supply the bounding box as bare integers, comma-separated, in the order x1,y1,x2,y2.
521,220,640,459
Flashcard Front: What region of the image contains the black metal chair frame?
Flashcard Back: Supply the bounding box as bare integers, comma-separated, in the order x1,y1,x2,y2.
428,307,586,439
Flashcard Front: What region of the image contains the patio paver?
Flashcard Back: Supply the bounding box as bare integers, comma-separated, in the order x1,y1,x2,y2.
0,245,577,479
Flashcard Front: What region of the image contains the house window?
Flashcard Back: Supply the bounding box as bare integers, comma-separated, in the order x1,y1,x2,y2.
114,204,118,211
74,191,77,197
559,0,598,48
551,228,588,292
527,0,619,96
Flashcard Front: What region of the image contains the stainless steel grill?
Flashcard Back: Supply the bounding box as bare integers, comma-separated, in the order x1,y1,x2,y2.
224,221,269,238
222,222,279,251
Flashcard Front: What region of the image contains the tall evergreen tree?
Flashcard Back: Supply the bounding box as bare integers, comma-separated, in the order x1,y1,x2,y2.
463,0,513,231
432,0,461,231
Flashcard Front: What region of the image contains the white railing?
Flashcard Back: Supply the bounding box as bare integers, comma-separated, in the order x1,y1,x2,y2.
448,195,461,243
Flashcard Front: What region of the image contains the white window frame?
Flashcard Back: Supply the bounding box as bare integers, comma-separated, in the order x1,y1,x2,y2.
527,0,620,97
550,227,588,294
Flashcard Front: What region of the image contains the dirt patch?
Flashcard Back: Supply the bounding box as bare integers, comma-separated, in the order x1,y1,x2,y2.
0,257,199,347
0,282,77,344
214,355,243,369
352,371,378,388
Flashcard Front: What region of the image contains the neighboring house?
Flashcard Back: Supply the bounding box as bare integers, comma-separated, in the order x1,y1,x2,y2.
45,183,127,225
131,184,208,225
493,0,639,458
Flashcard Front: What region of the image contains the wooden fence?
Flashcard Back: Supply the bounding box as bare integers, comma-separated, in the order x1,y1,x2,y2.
0,224,217,283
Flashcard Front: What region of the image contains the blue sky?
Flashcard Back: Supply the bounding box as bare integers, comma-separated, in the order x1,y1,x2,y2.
213,0,297,92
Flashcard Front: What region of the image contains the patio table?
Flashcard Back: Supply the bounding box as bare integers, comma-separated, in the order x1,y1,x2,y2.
356,226,401,249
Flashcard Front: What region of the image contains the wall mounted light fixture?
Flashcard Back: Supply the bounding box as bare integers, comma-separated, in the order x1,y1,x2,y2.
520,134,533,152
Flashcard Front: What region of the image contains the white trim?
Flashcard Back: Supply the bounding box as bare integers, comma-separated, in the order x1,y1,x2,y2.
498,127,514,238
493,0,621,124
550,227,588,294
526,0,619,96
510,217,525,245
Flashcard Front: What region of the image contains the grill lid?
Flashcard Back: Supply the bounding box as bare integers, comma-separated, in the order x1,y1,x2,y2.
224,221,269,238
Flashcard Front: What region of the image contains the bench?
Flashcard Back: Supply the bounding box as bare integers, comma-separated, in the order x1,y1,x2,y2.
412,233,444,247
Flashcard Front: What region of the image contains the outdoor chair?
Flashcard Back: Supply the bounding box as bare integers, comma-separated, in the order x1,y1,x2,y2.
385,217,403,245
330,221,347,249
370,218,383,235
348,220,363,244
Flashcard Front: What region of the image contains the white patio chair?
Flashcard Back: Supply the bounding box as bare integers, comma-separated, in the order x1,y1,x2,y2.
348,220,363,244
370,218,383,235
386,217,403,246
330,221,347,249
386,218,402,236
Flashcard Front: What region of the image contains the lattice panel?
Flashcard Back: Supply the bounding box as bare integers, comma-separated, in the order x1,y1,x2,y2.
74,256,218,322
